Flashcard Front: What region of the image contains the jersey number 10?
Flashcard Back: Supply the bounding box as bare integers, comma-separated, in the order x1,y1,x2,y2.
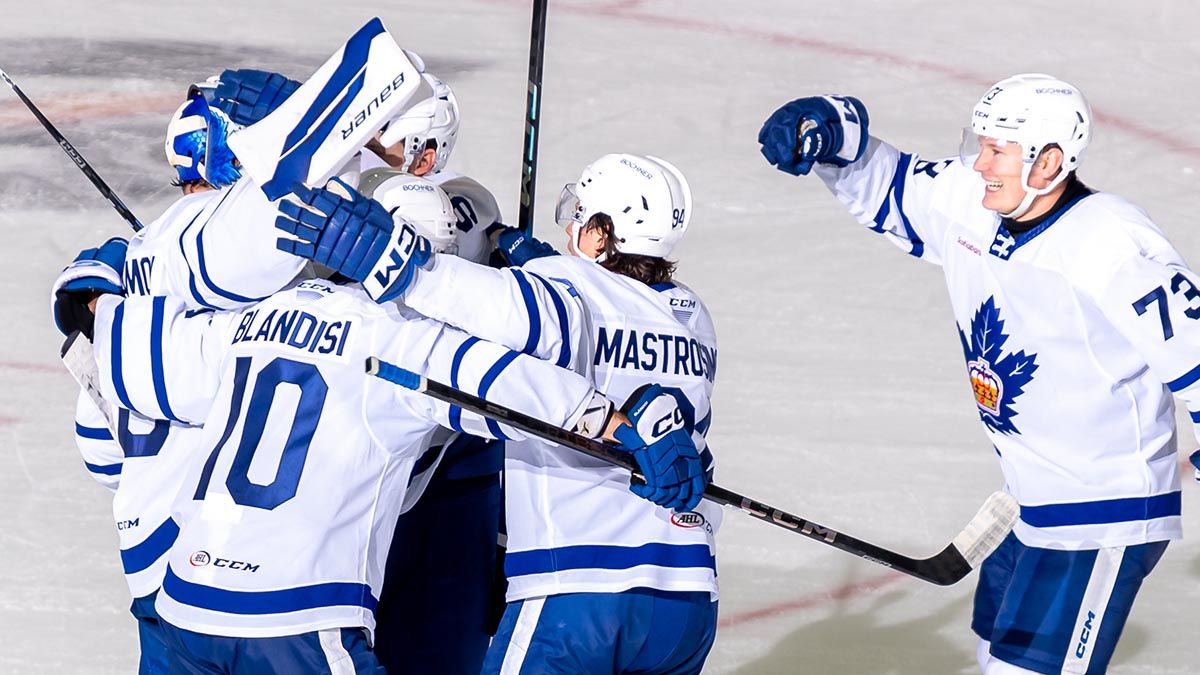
193,357,329,510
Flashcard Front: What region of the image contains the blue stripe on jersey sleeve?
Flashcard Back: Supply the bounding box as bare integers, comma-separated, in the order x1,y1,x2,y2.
510,269,542,355
505,542,716,577
1019,492,1182,528
149,296,180,422
193,223,269,305
110,302,135,411
448,337,482,433
162,565,379,615
1167,362,1200,392
528,273,571,367
477,350,521,440
119,518,180,574
84,460,122,476
75,422,113,441
1190,409,1200,423
176,209,221,310
889,153,924,258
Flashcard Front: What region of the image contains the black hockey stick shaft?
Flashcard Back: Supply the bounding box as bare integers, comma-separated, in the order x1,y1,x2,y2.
366,357,1005,585
0,67,144,231
517,0,549,234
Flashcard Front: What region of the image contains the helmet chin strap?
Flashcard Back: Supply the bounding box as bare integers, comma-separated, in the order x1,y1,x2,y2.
567,221,604,263
1000,153,1069,221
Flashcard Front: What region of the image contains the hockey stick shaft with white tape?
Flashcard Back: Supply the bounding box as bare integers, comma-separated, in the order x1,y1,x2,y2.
366,356,1018,585
0,67,144,231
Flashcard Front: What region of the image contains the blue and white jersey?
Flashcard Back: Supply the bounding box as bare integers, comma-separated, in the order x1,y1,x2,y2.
74,179,307,599
405,254,720,601
74,393,122,492
88,281,599,639
814,137,1192,549
122,179,307,309
428,171,503,265
352,152,502,266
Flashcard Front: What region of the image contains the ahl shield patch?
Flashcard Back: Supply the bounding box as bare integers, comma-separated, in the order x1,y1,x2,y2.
957,297,1038,435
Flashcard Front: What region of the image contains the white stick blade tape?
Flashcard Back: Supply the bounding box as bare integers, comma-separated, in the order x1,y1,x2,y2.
951,491,1019,568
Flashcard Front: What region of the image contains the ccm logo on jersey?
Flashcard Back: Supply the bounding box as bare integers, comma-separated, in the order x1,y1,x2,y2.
671,512,706,528
116,518,140,530
340,72,406,141
1074,611,1096,659
189,550,260,572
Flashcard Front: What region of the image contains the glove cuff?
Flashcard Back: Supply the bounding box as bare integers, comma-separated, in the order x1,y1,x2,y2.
573,390,615,439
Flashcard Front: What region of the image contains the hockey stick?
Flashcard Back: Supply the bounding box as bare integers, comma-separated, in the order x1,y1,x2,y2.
1,67,144,427
366,356,1018,585
0,67,144,231
517,0,549,234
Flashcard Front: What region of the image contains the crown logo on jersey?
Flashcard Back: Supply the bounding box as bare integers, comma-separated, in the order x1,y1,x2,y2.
968,359,1003,415
957,296,1038,435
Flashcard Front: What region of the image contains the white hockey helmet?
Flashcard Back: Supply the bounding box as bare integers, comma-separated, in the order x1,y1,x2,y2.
376,73,460,174
554,153,692,260
960,73,1092,218
370,173,458,254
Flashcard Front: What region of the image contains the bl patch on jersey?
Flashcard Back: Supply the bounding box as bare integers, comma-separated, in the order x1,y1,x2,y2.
957,297,1038,435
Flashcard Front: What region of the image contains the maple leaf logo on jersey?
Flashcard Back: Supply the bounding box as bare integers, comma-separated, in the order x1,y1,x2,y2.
957,297,1038,435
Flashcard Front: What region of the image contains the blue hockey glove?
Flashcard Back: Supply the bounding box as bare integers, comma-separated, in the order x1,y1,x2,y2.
488,225,559,268
276,178,431,303
613,384,707,512
212,69,300,126
758,95,870,176
50,237,127,338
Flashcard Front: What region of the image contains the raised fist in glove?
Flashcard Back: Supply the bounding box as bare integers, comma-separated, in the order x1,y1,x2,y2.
212,69,300,126
51,237,127,338
613,384,707,512
276,177,431,303
758,95,870,176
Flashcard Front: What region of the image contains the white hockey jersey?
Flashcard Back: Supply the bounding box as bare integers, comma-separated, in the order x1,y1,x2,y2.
70,179,308,598
815,138,1191,549
404,254,720,601
89,281,600,639
353,151,502,265
428,171,503,265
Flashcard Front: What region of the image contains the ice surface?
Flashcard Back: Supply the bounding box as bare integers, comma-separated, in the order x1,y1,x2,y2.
1,1,1197,672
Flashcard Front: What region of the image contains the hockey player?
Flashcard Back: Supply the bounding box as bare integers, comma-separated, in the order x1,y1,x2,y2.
53,93,272,674
759,74,1193,674
275,153,720,674
52,216,703,672
213,65,516,672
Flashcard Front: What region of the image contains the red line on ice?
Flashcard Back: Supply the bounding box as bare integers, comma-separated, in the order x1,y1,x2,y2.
717,571,907,629
484,0,1200,159
0,361,62,375
0,94,179,126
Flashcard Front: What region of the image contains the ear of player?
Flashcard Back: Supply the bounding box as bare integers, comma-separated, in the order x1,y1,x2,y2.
50,237,128,339
758,95,870,176
276,178,431,302
614,384,707,512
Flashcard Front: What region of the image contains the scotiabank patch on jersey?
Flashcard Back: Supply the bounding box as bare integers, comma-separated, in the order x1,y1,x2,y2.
957,296,1038,435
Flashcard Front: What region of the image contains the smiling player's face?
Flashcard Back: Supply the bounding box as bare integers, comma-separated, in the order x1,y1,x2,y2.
972,137,1027,215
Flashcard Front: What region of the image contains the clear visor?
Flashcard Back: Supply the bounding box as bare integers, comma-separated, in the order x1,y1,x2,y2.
959,128,1020,165
555,183,584,229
